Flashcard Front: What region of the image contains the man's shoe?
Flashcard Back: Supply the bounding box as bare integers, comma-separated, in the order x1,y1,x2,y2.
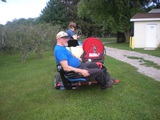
100,84,107,90
101,78,120,89
107,78,120,88
112,79,119,85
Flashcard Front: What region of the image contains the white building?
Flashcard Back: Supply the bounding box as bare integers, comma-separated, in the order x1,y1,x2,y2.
130,9,160,49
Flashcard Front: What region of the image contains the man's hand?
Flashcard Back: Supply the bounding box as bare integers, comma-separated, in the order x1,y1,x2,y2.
80,69,90,77
78,58,82,62
77,35,81,38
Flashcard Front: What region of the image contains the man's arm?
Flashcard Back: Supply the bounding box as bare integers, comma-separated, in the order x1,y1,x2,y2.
72,35,78,40
71,54,82,62
60,60,89,77
72,34,80,40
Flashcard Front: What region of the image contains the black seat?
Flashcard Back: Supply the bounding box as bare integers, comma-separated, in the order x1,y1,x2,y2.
56,64,88,90
68,40,79,47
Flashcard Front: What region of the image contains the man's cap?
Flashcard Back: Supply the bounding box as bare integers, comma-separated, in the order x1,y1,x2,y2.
56,31,68,38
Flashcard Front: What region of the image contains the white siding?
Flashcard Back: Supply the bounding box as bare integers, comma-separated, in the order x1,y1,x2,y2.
134,21,160,48
134,22,146,48
157,22,160,47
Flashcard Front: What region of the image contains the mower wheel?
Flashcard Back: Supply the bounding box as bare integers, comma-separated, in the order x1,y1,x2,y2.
54,74,61,89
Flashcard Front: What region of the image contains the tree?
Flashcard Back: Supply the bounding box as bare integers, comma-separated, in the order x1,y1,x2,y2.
1,0,6,2
0,25,9,52
39,0,106,37
77,0,157,42
1,18,61,62
39,0,72,28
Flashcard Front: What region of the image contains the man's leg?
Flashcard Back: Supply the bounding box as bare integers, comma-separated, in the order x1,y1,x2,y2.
81,67,108,89
79,62,112,89
79,62,98,69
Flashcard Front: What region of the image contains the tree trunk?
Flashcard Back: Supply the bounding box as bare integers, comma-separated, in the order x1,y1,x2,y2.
124,29,131,43
116,32,125,43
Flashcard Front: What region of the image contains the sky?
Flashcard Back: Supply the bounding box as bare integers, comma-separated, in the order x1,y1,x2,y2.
0,0,49,25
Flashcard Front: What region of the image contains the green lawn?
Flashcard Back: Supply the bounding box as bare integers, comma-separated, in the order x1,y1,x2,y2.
0,49,160,120
100,37,160,57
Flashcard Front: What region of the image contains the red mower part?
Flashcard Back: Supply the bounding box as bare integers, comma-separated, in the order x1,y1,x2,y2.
75,81,98,86
82,37,93,50
57,82,61,87
96,62,103,68
82,37,105,59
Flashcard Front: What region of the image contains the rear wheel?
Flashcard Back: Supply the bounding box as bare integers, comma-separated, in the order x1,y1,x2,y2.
54,74,61,89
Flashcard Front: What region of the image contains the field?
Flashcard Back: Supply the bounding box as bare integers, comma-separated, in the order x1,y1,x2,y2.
0,44,160,120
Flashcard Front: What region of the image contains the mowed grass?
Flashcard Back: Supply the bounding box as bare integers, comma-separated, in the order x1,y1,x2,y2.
101,37,160,57
0,50,160,120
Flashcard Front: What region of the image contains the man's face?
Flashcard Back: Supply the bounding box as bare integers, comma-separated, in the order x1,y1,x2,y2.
60,37,69,47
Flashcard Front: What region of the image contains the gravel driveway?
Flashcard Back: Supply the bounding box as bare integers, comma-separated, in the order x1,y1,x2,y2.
105,47,160,82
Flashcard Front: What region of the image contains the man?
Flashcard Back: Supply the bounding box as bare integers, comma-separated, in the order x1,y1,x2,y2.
54,31,118,90
66,22,80,40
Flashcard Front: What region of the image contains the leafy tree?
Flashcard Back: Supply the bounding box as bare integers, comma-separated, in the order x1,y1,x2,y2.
1,0,6,2
39,0,70,28
0,25,9,52
77,0,158,42
1,18,61,62
39,0,107,37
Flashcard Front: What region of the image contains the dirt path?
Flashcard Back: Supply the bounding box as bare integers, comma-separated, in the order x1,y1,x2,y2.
105,47,160,82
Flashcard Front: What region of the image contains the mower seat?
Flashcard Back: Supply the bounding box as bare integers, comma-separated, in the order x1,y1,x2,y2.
54,64,90,90
64,76,87,82
57,64,88,82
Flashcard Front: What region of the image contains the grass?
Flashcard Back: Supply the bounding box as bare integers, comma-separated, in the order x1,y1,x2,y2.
100,37,160,57
0,49,160,120
127,56,160,70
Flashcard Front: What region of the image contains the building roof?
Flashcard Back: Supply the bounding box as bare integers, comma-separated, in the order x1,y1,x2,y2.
148,9,160,13
130,13,160,21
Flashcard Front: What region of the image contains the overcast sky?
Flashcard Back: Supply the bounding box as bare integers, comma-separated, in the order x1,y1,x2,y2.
0,0,49,25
